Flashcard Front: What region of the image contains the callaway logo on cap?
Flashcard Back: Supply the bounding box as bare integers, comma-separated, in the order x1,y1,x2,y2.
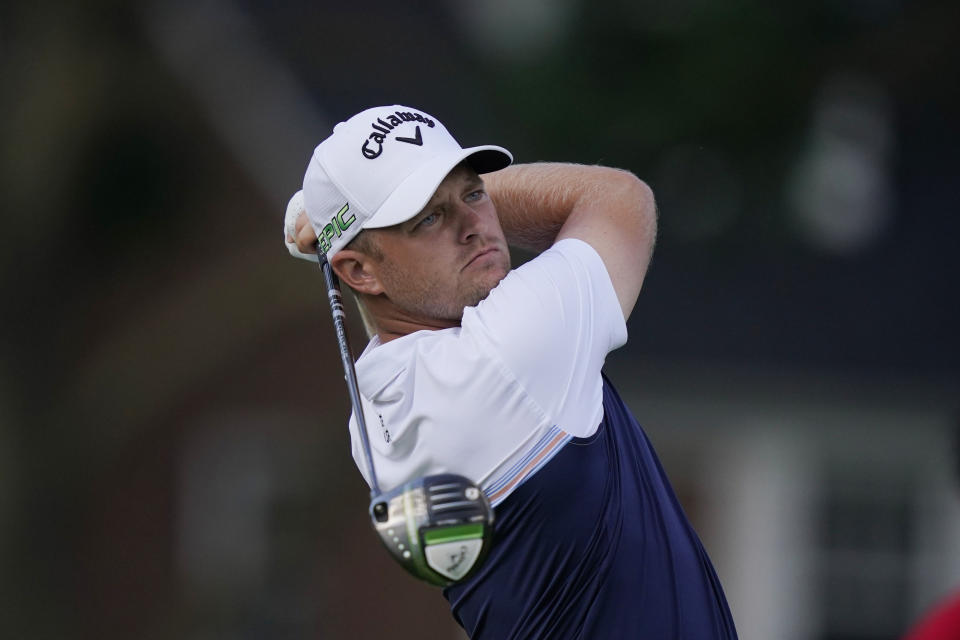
360,109,437,159
302,104,513,256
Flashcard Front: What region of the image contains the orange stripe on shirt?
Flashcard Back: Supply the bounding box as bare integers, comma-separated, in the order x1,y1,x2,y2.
489,432,568,503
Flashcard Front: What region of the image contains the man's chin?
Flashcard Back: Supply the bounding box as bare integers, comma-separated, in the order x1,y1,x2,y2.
464,269,509,309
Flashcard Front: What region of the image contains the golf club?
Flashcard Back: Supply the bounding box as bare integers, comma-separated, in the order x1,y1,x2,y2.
316,247,495,587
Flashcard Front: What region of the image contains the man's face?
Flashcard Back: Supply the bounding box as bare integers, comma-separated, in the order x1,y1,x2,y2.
366,164,511,324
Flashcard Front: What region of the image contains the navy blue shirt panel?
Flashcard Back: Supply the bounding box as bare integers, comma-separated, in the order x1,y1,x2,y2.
444,374,737,639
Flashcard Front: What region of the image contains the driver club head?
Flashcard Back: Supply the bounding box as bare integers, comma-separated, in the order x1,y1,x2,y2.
369,473,494,587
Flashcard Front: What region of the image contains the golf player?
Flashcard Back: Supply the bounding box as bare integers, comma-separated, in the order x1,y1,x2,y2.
285,104,737,639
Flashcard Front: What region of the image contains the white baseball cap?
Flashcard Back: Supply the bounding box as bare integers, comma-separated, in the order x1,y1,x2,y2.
302,105,512,256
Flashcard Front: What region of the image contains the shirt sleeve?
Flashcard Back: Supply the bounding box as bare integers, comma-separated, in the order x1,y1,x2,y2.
462,238,628,438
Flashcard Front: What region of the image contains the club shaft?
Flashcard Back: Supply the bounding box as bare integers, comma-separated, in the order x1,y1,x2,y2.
317,249,381,497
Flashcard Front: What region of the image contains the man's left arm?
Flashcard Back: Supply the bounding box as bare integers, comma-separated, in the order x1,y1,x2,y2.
482,163,657,321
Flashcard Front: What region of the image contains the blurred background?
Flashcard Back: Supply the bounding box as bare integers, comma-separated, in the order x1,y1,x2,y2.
2,0,958,638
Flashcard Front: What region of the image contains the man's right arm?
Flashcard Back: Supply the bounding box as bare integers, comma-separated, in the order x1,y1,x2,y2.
482,163,657,321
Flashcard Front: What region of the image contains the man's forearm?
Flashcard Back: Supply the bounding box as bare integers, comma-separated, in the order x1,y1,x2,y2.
484,162,648,253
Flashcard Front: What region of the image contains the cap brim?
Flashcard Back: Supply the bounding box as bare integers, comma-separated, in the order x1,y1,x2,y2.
364,145,512,230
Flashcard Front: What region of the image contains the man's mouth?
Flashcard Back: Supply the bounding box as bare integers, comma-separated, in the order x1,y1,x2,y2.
464,247,499,269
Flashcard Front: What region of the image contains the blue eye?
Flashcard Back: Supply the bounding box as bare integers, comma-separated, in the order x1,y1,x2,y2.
465,190,485,202
417,213,439,228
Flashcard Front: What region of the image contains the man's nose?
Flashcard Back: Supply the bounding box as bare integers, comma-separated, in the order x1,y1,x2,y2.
455,202,484,242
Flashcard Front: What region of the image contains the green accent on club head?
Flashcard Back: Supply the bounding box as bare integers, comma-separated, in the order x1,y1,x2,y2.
423,523,485,545
402,489,437,581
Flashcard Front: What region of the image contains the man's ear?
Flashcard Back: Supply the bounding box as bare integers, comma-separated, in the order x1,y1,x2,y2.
330,249,384,295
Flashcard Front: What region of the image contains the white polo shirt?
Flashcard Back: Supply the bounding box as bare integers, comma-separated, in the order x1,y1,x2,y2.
348,238,628,506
